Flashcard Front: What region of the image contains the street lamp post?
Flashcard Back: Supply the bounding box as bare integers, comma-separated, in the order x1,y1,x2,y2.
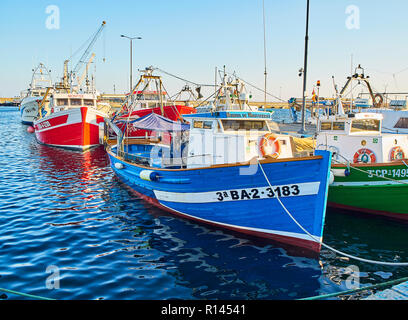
120,35,142,93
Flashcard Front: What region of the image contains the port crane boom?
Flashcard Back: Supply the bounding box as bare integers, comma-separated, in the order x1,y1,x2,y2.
70,21,106,88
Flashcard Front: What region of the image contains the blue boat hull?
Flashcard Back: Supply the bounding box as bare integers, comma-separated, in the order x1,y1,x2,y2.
107,150,332,252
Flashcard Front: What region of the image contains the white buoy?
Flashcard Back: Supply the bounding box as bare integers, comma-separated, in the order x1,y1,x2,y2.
114,162,124,170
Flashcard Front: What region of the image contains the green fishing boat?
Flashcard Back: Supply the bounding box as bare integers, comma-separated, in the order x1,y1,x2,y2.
316,112,408,220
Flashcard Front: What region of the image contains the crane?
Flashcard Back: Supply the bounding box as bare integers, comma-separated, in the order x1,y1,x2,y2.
77,53,95,90
69,21,106,89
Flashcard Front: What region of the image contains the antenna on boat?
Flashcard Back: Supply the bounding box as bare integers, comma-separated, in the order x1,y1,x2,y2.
262,0,267,107
350,53,353,113
215,66,217,104
299,0,310,134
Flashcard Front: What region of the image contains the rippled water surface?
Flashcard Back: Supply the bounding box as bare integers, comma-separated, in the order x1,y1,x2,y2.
1,107,408,300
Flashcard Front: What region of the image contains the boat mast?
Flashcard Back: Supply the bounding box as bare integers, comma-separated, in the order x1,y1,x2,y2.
299,0,310,134
262,0,267,107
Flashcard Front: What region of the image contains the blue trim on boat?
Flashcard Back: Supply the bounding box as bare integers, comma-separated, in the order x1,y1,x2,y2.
107,149,332,251
183,111,273,120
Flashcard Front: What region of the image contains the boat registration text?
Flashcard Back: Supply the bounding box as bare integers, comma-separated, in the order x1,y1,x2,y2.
154,182,320,203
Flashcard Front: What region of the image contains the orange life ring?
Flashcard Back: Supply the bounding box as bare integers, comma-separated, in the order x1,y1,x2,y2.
259,134,281,158
353,148,376,164
390,146,405,161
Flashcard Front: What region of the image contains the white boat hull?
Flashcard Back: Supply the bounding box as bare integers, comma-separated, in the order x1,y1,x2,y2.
20,97,40,125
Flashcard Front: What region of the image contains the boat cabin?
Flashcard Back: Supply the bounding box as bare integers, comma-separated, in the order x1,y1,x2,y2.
49,93,97,113
316,113,408,163
318,113,382,136
107,109,297,170
183,111,293,168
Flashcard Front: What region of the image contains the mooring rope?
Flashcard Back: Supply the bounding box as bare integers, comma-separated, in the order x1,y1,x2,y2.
298,276,408,300
256,159,408,266
0,287,55,300
334,153,408,185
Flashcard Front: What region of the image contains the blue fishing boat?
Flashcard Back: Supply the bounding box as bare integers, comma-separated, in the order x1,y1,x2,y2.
105,78,332,253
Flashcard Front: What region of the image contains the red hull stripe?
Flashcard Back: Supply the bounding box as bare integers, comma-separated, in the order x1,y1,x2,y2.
328,202,408,221
35,108,102,148
34,114,68,130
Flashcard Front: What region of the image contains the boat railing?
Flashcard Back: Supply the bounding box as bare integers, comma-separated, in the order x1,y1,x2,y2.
118,149,151,166
116,148,186,169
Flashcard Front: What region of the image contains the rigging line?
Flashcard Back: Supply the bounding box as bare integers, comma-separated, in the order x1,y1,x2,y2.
256,159,408,266
333,154,408,185
194,88,221,109
67,29,99,64
221,68,285,103
122,79,151,153
156,67,216,87
113,77,149,120
365,67,393,75
159,81,185,120
344,81,363,99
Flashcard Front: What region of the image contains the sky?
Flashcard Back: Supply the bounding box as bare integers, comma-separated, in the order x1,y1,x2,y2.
1,0,408,101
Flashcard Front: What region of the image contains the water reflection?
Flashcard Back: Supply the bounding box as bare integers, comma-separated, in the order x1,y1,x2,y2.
108,183,324,299
2,108,408,300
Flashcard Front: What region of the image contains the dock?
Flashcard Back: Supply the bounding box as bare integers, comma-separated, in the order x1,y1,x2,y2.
0,97,19,106
364,280,408,300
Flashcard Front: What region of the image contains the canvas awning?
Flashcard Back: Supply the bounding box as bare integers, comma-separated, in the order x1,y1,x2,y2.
117,112,190,132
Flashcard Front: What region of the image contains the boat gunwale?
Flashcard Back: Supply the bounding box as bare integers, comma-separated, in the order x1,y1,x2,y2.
106,147,324,172
332,160,408,168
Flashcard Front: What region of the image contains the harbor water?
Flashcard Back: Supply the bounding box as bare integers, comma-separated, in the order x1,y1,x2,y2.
1,106,408,300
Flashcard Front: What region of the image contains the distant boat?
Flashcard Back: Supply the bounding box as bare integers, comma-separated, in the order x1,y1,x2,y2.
19,63,52,125
33,21,109,150
112,67,196,142
335,64,408,134
105,75,332,253
34,91,106,150
353,98,370,109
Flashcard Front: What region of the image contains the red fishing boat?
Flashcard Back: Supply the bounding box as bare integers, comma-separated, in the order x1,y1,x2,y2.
34,92,107,150
113,67,196,140
33,21,109,150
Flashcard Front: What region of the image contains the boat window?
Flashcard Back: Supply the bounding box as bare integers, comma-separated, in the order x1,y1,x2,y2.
203,121,213,129
192,121,212,130
70,99,82,106
83,99,94,106
351,119,380,132
332,122,345,131
394,117,408,129
57,99,68,106
320,122,332,131
193,121,204,129
221,120,269,131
